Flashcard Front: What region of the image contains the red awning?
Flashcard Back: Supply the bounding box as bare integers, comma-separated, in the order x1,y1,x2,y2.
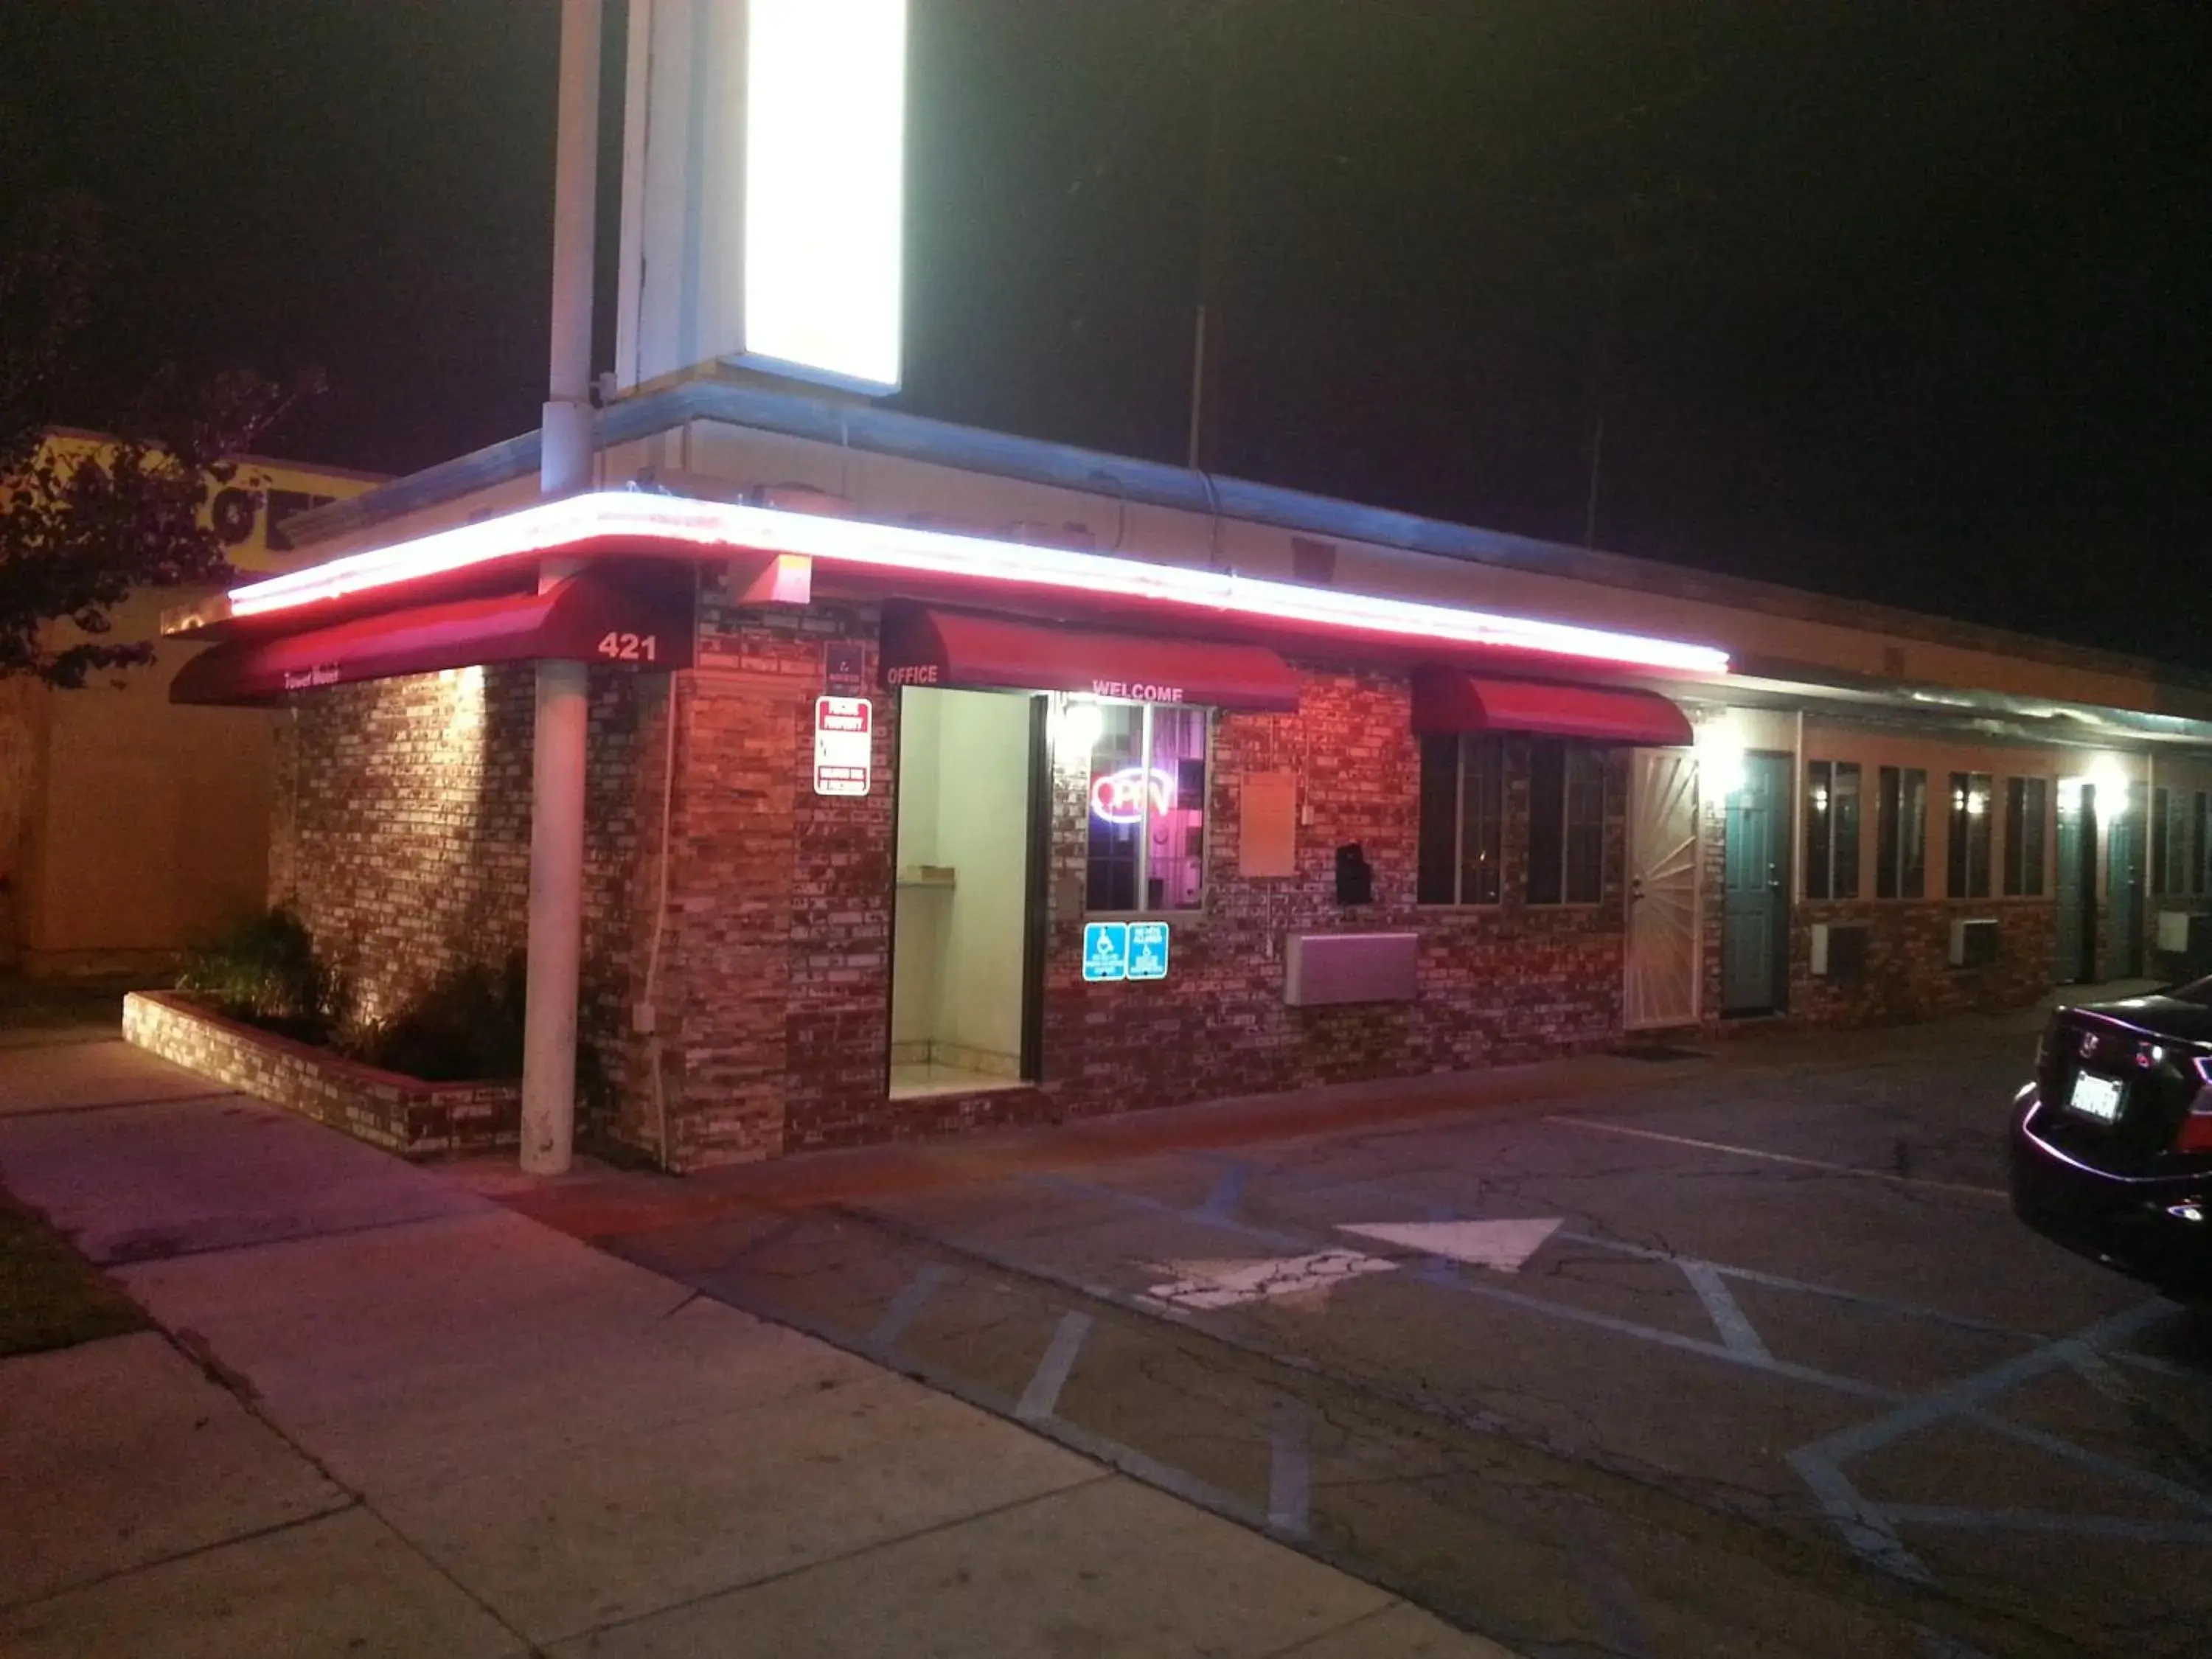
1412,667,1692,745
170,571,693,706
880,604,1300,712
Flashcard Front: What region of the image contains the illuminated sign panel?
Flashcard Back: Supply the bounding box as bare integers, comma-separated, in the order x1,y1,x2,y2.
744,0,907,392
1091,766,1176,826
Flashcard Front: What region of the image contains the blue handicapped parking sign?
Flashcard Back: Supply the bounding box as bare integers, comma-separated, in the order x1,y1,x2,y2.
1127,921,1171,981
1082,922,1130,982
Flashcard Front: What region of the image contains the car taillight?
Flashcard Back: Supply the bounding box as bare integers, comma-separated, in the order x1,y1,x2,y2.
2178,1057,2212,1154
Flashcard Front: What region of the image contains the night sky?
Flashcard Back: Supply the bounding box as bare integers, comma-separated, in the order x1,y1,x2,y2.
6,2,2209,668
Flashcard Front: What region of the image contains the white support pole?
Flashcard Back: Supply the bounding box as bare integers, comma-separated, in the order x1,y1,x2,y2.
521,0,602,1176
546,0,602,455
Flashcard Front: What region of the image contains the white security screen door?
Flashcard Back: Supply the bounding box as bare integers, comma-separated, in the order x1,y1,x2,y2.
1626,748,1701,1029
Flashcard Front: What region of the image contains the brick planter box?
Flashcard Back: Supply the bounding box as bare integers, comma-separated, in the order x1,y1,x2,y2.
122,990,519,1158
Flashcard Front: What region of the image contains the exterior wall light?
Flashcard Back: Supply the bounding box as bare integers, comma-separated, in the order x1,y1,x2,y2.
2091,760,2130,815
1055,695,1104,757
1696,729,1747,800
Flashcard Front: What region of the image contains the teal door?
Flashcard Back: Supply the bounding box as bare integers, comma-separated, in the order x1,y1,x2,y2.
2106,783,2146,979
1722,751,1792,1015
2054,782,2097,983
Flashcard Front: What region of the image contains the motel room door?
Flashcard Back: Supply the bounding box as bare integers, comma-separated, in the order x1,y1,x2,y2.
1721,751,1792,1016
1625,747,1700,1029
2054,779,2098,983
2105,782,2147,980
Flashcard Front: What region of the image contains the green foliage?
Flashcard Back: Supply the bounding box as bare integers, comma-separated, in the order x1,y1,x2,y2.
178,914,554,1087
0,192,321,686
351,953,528,1083
176,906,348,1043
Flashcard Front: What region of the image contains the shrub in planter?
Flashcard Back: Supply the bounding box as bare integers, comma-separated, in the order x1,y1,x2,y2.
177,908,349,1044
352,953,527,1082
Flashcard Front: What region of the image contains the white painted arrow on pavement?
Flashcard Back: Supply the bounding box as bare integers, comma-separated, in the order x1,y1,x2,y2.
1141,1249,1396,1312
1335,1217,1564,1273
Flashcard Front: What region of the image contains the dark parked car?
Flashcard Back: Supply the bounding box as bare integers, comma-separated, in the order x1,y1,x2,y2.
2011,980,2212,1298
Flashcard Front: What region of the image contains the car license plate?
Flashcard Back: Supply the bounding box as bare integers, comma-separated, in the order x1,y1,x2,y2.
2068,1071,2125,1124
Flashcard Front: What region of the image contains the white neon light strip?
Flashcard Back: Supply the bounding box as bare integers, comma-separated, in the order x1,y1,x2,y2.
226,493,1730,675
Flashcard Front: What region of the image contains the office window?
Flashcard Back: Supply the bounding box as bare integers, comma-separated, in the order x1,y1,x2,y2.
1877,766,1927,899
1416,734,1504,905
1804,761,1862,900
2003,777,2048,897
1528,740,1605,905
1084,703,1206,912
1947,772,1993,899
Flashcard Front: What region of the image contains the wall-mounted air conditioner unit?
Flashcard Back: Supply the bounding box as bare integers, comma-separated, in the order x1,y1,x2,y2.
1283,932,1419,1007
1810,922,1869,983
1950,918,2000,968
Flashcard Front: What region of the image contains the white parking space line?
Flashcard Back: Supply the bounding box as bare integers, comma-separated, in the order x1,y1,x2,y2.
1185,1153,2041,1338
1681,1261,1773,1361
1545,1117,2009,1200
1015,1310,1093,1422
868,1259,955,1352
1337,1217,1562,1273
1141,1250,1397,1312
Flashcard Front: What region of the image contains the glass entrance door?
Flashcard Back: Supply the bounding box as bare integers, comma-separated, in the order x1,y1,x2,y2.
888,687,1046,1098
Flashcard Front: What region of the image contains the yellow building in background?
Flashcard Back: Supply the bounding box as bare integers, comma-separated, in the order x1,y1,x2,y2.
0,431,382,974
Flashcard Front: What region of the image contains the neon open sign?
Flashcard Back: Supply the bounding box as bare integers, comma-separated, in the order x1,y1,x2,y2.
1091,766,1175,825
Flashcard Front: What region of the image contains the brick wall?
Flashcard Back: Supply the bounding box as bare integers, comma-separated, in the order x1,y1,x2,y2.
123,990,518,1155
1031,666,1630,1129
1787,900,2056,1024
270,605,2069,1173
607,594,900,1166
1695,790,2056,1033
271,663,644,1136
643,605,1632,1166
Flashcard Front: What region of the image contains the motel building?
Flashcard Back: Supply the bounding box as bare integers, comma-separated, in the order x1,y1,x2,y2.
136,1,2212,1171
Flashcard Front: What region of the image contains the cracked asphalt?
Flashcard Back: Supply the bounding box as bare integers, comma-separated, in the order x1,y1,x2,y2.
518,1009,2212,1658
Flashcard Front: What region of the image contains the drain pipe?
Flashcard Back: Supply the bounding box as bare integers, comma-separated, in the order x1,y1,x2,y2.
521,0,602,1176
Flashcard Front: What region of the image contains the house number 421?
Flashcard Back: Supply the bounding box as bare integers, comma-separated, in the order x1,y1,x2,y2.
595,632,659,662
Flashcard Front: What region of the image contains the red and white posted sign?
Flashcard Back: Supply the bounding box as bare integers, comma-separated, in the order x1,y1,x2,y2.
813,696,873,796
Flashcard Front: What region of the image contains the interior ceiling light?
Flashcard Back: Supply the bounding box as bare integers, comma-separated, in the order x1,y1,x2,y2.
217,493,1731,676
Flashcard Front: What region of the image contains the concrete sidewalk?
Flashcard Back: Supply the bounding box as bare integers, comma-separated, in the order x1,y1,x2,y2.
0,1035,1503,1659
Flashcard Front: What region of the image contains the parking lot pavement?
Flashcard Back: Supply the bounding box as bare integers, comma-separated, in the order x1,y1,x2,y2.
578,1012,2212,1658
